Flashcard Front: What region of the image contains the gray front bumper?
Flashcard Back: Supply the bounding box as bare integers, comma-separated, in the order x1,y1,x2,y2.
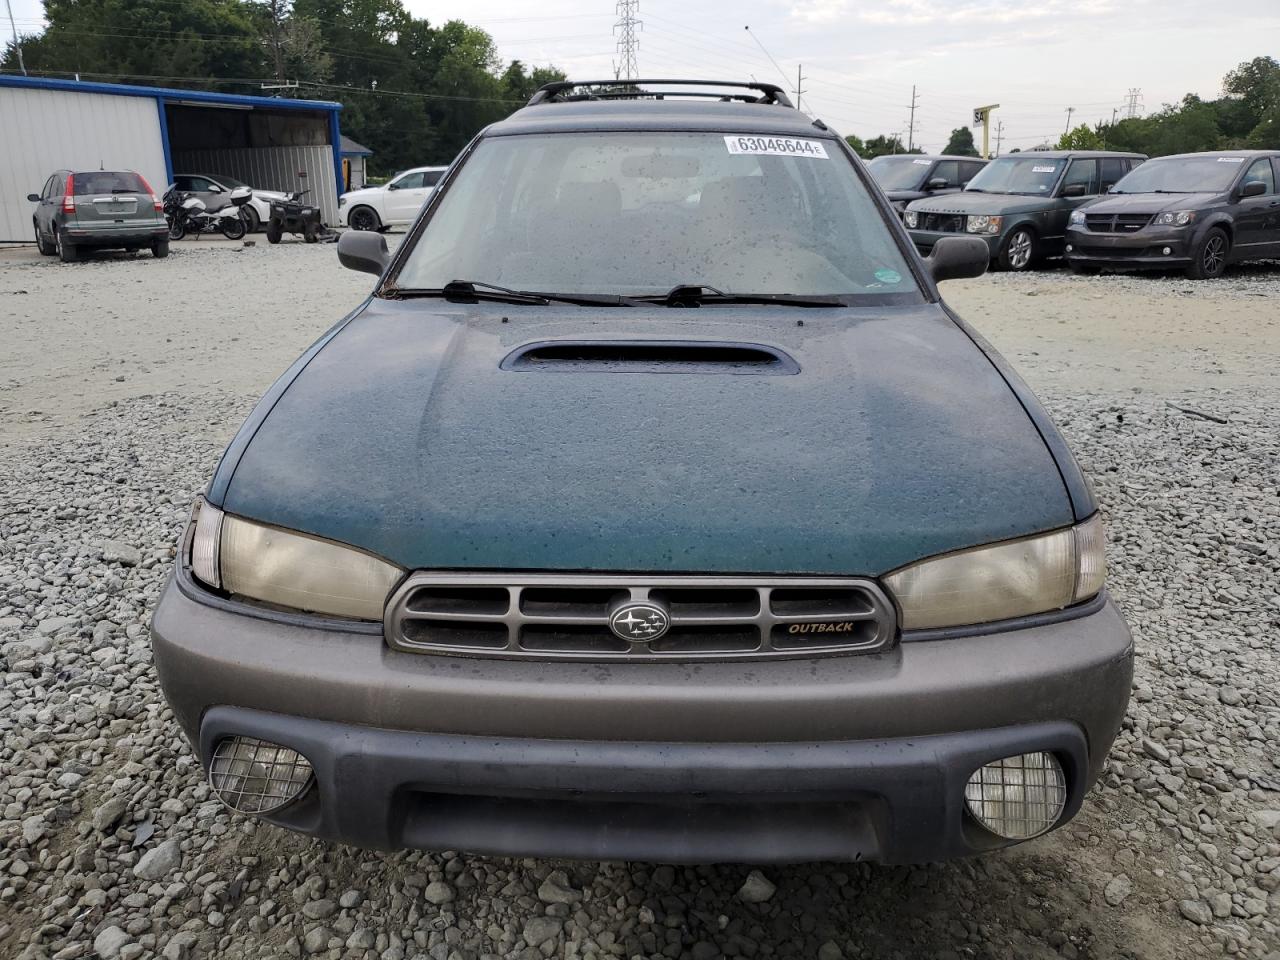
152,569,1133,862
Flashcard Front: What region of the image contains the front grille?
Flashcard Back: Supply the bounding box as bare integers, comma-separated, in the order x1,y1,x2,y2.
1083,213,1151,233
385,574,897,661
917,212,966,233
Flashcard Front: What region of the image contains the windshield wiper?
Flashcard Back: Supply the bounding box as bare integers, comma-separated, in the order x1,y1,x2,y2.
640,284,846,308
388,280,638,306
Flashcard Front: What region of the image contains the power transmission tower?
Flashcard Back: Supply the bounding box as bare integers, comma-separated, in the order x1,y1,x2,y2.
614,1,641,82
1123,88,1144,119
906,85,919,152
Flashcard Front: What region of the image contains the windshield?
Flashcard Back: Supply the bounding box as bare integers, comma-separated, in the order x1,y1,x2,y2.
965,157,1063,195
213,174,250,188
1112,156,1243,194
866,156,933,191
393,132,918,298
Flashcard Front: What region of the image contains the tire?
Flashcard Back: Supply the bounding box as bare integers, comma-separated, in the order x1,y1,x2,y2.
152,239,170,259
1185,227,1229,280
168,219,185,241
303,221,319,243
56,230,79,263
266,220,283,244
221,216,247,240
347,205,380,232
34,223,56,256
241,205,260,233
997,228,1036,271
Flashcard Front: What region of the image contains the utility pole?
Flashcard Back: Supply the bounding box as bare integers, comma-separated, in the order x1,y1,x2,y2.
906,85,919,152
613,0,641,82
1123,88,1144,119
972,103,999,159
4,0,26,76
1064,106,1075,135
994,120,1004,157
795,64,805,112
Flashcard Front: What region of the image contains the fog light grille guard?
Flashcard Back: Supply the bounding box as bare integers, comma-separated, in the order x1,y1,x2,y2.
209,736,314,814
964,751,1067,840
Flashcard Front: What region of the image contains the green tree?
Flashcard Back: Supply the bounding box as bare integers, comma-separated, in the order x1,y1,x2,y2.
1057,124,1104,150
843,134,866,157
942,126,978,156
862,134,919,159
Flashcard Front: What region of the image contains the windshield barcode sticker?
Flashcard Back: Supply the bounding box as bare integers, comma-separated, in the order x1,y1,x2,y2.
1217,157,1245,163
725,136,829,158
912,158,933,165
1032,166,1057,173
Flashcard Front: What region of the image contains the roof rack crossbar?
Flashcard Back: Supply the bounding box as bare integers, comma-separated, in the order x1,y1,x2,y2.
528,79,794,108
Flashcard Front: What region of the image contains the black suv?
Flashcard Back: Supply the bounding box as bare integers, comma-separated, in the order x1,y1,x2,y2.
1066,151,1280,278
866,154,988,213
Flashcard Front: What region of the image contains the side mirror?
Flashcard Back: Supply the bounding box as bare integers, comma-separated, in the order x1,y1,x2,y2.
386,181,401,190
1240,180,1267,198
926,235,990,283
207,183,223,193
338,230,390,276
926,177,949,190
27,193,40,202
1061,183,1088,198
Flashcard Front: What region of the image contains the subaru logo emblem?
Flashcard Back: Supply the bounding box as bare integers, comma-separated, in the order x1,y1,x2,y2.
609,601,671,642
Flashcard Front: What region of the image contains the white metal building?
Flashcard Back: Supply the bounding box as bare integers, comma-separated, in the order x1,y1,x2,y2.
0,75,345,243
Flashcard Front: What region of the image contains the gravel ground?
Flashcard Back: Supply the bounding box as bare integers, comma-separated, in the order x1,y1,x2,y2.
1,244,1278,960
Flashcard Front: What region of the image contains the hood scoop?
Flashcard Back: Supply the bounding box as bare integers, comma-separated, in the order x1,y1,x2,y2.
501,340,800,375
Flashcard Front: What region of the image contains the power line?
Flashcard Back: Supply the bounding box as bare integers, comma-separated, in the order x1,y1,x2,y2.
742,25,796,100
613,0,640,81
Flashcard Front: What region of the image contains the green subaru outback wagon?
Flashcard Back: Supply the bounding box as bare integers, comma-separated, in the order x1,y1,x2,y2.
151,80,1133,864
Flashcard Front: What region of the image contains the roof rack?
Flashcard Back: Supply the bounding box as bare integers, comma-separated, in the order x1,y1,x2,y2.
528,79,794,108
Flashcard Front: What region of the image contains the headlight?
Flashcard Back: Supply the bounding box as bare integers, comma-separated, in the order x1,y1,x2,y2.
189,499,403,620
903,210,918,228
1068,210,1086,226
338,196,347,207
1153,210,1195,226
966,215,1003,235
884,515,1106,630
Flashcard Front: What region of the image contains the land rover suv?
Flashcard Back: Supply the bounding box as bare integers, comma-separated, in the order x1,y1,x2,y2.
151,79,1133,864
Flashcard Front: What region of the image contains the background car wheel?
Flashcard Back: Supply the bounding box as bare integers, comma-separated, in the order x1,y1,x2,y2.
152,239,170,259
56,230,79,263
241,206,260,233
1186,228,1229,280
266,220,283,244
221,217,247,240
34,224,56,255
998,228,1036,271
347,206,380,231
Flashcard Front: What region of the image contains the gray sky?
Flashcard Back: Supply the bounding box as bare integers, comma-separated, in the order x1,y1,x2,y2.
6,0,1277,151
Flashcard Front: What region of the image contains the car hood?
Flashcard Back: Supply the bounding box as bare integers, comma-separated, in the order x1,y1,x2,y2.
250,189,290,201
216,299,1073,575
1074,191,1223,215
909,192,1059,216
340,186,384,202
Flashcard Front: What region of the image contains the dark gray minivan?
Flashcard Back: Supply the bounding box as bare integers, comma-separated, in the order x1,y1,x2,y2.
867,154,988,213
29,169,169,261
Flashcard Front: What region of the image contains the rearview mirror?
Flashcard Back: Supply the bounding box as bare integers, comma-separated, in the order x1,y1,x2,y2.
1240,180,1267,198
926,236,989,283
1061,183,1087,198
926,177,948,190
27,193,40,202
338,230,390,276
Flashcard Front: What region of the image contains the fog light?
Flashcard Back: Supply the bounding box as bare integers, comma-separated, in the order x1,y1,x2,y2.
1065,244,1073,252
209,736,313,814
964,752,1066,840
1163,247,1172,255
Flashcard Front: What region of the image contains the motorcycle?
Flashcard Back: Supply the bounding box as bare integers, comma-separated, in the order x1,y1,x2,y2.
265,189,327,244
163,185,251,240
